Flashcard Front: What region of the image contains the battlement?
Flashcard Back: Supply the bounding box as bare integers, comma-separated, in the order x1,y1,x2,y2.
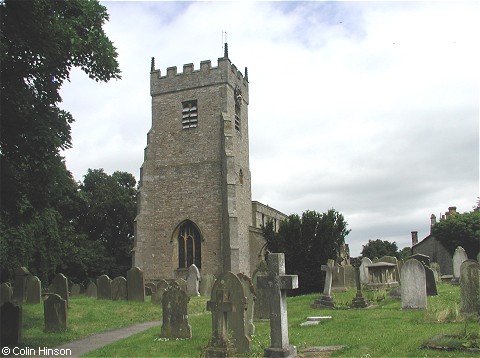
150,57,249,98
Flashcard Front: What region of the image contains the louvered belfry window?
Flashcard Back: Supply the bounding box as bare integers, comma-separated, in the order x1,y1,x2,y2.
182,100,198,129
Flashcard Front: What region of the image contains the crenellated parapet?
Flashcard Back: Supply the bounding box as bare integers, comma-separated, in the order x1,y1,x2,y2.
150,57,249,103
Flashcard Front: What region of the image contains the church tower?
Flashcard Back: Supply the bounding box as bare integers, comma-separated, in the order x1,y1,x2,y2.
133,46,252,281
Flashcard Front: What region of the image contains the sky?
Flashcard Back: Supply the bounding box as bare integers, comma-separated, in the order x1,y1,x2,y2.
59,1,479,256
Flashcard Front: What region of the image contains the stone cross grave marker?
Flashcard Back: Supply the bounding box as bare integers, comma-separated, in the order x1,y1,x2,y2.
52,273,69,307
351,266,368,308
86,282,97,298
0,282,13,305
111,276,127,300
237,273,256,336
452,246,468,283
459,260,480,317
44,293,67,332
205,271,250,356
187,264,200,296
127,266,145,302
97,274,112,300
160,282,192,339
26,275,41,304
0,301,22,346
13,266,31,304
401,258,427,309
257,253,298,358
311,259,335,309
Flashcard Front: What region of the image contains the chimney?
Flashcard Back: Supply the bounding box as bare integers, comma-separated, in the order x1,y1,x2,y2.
448,206,457,217
430,214,436,233
411,231,418,246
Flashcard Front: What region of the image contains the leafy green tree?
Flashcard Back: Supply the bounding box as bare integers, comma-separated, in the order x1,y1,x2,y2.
431,210,480,259
0,0,120,283
398,246,412,261
264,209,350,295
361,239,399,260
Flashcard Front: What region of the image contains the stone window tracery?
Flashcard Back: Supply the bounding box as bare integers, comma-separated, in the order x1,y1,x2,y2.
177,221,201,269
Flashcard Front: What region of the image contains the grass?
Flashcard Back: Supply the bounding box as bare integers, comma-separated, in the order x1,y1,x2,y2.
19,283,479,357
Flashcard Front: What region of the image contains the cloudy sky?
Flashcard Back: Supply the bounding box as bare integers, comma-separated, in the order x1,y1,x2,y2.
59,1,479,256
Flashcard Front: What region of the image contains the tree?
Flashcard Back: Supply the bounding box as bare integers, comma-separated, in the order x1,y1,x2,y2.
0,0,120,282
264,209,350,295
431,209,480,260
361,239,399,260
398,246,412,261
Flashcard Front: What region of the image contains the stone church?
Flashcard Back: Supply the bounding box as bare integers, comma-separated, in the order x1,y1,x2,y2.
132,46,286,282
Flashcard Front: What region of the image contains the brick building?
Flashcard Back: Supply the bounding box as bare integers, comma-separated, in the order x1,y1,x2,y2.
133,47,286,281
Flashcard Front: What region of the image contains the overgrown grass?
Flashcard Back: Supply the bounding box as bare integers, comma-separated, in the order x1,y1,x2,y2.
21,283,479,357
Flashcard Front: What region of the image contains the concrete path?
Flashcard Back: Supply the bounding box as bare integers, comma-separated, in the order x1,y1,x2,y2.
52,321,161,357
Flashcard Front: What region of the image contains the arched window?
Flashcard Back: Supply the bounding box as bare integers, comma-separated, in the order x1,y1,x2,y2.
177,221,201,269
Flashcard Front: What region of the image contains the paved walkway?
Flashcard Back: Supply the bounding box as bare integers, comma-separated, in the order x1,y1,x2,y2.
52,321,161,357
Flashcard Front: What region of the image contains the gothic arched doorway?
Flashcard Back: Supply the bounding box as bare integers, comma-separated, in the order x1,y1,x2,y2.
177,220,201,269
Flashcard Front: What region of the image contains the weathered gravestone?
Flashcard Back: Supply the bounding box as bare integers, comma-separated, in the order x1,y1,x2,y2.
151,288,167,305
401,258,427,309
0,282,13,305
111,276,128,301
424,265,438,296
0,301,22,346
160,282,192,339
452,246,468,284
97,275,112,300
157,279,169,291
351,266,368,308
175,278,187,294
379,256,400,282
199,273,215,297
187,264,200,296
459,260,480,317
145,282,156,296
44,294,67,332
253,259,270,320
430,262,441,283
13,267,31,304
258,253,298,358
70,284,81,296
237,273,256,336
205,272,250,357
344,264,356,288
86,282,97,298
359,257,372,285
25,275,41,304
311,259,335,309
52,273,69,307
331,264,346,292
127,267,145,302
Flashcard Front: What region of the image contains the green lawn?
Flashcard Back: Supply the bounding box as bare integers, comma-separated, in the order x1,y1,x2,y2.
20,283,479,357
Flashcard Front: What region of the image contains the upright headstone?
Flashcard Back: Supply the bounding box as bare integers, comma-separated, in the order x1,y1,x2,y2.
331,264,346,292
151,288,167,305
452,246,468,284
52,273,69,307
424,265,438,296
0,301,22,346
351,266,368,308
96,275,112,300
430,262,441,282
160,282,192,339
175,278,187,293
70,284,81,296
205,272,250,357
257,253,298,358
44,294,67,332
253,259,270,320
127,267,145,302
12,267,31,304
459,260,480,317
157,279,169,291
25,275,41,304
85,282,97,298
359,257,372,285
401,258,427,310
145,282,156,296
199,274,215,297
311,259,335,309
237,273,256,336
187,264,200,296
0,282,13,305
111,276,128,301
344,264,356,288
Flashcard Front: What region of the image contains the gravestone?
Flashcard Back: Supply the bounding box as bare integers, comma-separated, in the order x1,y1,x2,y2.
257,253,298,358
175,278,187,293
97,275,112,300
199,273,215,297
86,282,97,298
0,301,22,346
187,264,200,296
311,259,335,309
401,258,427,309
430,262,441,282
459,260,480,317
237,273,256,336
25,275,41,304
151,288,167,305
205,271,250,356
160,282,192,339
351,266,368,308
409,254,430,267
344,264,356,288
111,276,128,301
0,282,13,305
157,279,169,291
452,246,468,284
145,282,156,296
70,284,81,296
253,259,270,320
44,294,67,332
359,257,372,285
424,265,438,296
331,264,346,292
12,267,31,304
127,266,145,302
379,256,400,282
52,273,69,307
